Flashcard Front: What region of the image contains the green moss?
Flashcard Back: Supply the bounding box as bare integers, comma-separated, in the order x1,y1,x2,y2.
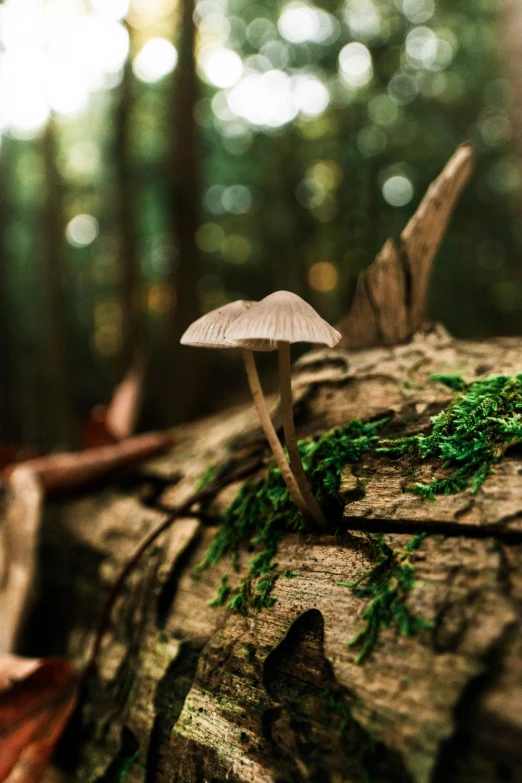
207,573,231,607
199,418,388,615
338,533,433,663
377,374,522,499
117,753,138,782
431,372,466,391
195,462,220,491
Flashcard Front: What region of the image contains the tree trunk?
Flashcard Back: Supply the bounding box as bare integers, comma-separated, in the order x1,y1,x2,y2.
0,137,16,445
114,30,141,373
42,121,76,449
165,0,206,425
502,0,522,178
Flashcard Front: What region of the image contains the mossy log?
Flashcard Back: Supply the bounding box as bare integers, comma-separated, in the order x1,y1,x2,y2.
22,327,522,783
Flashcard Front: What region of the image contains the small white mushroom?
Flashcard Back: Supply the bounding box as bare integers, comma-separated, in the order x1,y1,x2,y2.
226,291,341,529
180,301,312,523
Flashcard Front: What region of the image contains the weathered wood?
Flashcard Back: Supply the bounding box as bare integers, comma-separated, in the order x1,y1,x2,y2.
339,144,474,349
22,329,522,783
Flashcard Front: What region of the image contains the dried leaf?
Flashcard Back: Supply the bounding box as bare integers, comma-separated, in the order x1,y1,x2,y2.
105,353,145,441
0,656,78,783
80,405,117,451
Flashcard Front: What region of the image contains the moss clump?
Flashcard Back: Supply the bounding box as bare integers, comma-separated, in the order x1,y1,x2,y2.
195,462,220,491
377,374,522,500
338,533,433,663
199,418,387,615
207,573,231,607
431,372,466,391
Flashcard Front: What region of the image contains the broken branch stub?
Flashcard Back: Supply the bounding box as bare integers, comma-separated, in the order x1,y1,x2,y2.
338,143,474,350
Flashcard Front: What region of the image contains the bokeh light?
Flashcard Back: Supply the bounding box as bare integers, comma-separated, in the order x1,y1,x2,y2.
388,74,418,106
278,2,337,44
357,125,386,156
221,234,251,264
399,0,434,25
90,0,130,22
308,261,339,292
133,38,178,83
382,175,414,207
405,26,454,72
339,42,373,88
196,223,225,252
226,69,329,128
344,0,381,42
292,75,329,116
66,214,100,247
148,283,176,314
0,0,132,137
199,48,243,88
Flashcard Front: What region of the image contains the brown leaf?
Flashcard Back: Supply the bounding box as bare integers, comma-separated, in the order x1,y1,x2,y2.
81,353,145,449
105,353,145,441
80,405,116,451
4,432,173,495
0,656,78,783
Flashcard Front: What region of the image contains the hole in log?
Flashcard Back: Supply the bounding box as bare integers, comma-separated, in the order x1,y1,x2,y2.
262,609,410,782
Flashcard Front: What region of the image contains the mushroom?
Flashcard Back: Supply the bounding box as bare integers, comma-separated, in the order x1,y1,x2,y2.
180,301,313,523
225,291,341,529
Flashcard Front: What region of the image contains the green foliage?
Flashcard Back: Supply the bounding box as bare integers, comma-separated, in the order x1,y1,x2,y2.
377,375,522,499
431,373,466,391
195,463,220,492
338,533,433,663
199,418,388,615
207,573,231,606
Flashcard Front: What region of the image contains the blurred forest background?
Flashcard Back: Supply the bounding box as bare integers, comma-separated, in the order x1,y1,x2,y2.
0,0,521,452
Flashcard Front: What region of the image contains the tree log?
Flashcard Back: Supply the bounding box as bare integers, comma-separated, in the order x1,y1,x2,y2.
16,327,522,783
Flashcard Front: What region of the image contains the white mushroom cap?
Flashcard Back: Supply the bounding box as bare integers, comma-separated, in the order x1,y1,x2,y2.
180,300,255,349
225,290,341,350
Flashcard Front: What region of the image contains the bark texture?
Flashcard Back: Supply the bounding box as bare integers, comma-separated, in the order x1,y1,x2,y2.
22,328,522,783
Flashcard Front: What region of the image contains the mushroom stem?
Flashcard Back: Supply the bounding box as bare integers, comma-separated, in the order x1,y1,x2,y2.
241,348,313,524
277,341,328,530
